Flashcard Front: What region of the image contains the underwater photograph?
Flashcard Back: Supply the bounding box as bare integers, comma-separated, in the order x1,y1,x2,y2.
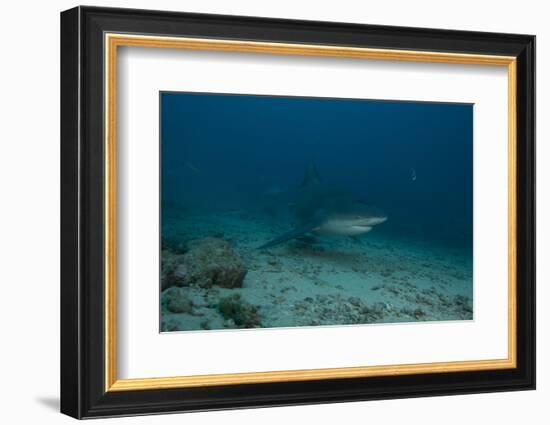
160,91,473,332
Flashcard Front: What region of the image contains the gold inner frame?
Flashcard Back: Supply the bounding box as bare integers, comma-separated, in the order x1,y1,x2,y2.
104,33,517,392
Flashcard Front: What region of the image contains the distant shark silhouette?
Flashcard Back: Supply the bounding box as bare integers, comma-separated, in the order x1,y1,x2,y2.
258,162,387,249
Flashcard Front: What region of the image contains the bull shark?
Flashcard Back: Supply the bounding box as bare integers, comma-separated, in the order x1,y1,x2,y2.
258,162,387,249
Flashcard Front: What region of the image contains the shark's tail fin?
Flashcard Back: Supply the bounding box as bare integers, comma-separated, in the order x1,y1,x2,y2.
301,160,321,187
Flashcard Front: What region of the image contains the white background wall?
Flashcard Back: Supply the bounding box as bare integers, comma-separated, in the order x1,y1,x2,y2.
0,0,545,423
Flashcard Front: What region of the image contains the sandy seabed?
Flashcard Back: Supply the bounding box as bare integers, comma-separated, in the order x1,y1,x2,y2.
160,209,473,332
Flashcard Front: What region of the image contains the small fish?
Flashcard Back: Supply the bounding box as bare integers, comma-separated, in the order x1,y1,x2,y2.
184,161,201,174
410,167,417,181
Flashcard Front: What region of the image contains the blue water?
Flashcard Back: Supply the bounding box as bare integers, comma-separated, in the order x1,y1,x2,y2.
160,91,473,332
161,91,472,249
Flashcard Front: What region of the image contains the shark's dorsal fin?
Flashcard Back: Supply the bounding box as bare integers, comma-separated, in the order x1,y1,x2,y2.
301,161,321,187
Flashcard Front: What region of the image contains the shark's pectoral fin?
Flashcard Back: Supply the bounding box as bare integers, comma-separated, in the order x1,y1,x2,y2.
257,221,320,249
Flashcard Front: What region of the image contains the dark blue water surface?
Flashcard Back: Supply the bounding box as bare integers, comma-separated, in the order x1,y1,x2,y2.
161,92,473,250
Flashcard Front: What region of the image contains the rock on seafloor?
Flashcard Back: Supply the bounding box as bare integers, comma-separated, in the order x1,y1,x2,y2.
162,287,194,314
164,237,247,289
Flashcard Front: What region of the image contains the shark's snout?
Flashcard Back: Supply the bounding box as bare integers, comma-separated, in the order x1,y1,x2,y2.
313,212,387,236
365,215,387,226
332,211,388,227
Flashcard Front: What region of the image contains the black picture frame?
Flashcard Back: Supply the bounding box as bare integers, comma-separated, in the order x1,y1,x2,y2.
61,5,535,419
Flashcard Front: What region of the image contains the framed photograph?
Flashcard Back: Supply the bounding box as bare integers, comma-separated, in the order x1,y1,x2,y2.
60,6,535,419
